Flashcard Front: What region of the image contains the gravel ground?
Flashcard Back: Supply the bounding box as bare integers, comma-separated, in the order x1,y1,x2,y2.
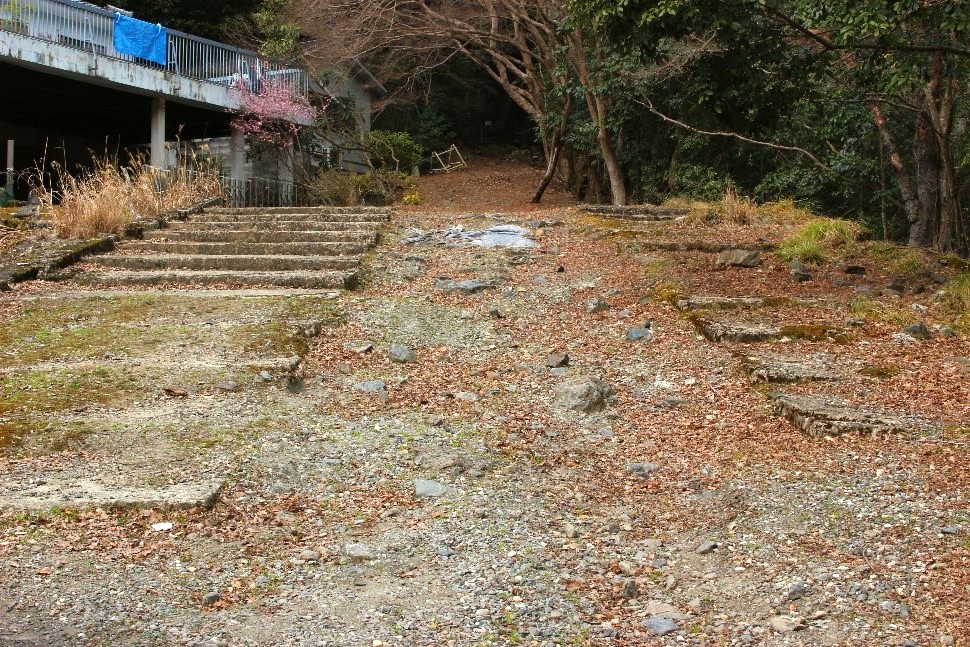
0,198,968,647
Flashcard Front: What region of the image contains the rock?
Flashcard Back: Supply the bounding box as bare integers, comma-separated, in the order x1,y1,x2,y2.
641,617,679,636
941,525,960,535
901,323,932,339
696,541,718,555
628,463,660,478
769,616,804,633
346,342,374,354
545,352,570,368
434,279,495,294
214,381,239,393
739,352,842,383
343,542,376,562
911,303,928,314
789,259,812,282
786,582,810,601
255,370,273,383
201,591,221,607
550,367,569,377
414,479,447,498
299,548,320,563
355,380,386,393
939,325,957,338
620,578,638,599
554,377,615,413
489,308,505,319
585,297,610,313
940,635,955,647
626,326,655,343
388,343,416,363
716,249,762,268
564,523,580,539
844,265,866,275
454,391,479,402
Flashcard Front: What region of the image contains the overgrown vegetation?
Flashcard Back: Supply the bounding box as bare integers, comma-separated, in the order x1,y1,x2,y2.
776,218,861,264
309,169,414,206
32,157,223,239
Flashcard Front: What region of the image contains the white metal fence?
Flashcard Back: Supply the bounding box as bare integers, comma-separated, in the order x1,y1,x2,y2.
0,0,309,95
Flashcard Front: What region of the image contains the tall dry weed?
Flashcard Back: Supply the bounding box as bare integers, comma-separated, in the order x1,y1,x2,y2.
32,156,224,239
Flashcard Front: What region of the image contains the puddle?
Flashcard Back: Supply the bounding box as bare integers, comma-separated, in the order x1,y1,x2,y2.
404,225,536,248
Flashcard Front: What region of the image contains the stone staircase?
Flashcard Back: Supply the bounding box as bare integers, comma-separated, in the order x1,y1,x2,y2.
79,206,390,289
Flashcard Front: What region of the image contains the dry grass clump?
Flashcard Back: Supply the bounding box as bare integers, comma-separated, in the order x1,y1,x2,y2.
946,273,970,315
718,186,757,225
34,157,224,239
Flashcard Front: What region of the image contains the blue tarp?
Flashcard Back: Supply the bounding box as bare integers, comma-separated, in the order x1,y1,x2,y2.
113,14,167,65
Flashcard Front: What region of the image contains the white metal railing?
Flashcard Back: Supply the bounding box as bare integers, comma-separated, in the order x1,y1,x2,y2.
0,0,309,96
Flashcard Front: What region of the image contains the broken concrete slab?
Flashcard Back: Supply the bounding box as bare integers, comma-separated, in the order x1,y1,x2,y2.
579,204,689,221
674,296,826,312
0,479,224,511
738,352,843,383
693,317,781,342
769,392,939,437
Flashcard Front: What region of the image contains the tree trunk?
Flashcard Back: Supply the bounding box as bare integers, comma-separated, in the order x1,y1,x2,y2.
532,96,571,203
867,102,921,238
911,110,940,247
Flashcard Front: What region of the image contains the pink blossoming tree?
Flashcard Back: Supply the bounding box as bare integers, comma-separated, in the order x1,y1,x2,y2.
230,79,320,147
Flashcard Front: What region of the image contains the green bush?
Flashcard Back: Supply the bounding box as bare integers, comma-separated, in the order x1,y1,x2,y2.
354,170,414,206
366,131,423,172
309,170,357,206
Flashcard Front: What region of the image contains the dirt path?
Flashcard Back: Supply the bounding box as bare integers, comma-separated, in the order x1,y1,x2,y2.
1,170,969,646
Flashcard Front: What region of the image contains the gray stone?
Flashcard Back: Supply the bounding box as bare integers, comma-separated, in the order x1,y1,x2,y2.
454,391,480,402
201,591,221,607
388,343,416,363
844,265,866,275
621,578,638,599
0,479,224,512
255,370,273,383
299,548,320,563
414,479,447,498
550,367,569,377
214,381,239,392
355,380,386,393
939,325,957,338
488,307,505,319
435,278,495,294
628,462,660,478
343,542,376,562
769,616,804,633
346,342,374,354
716,249,762,268
941,635,954,647
786,582,810,601
941,525,960,535
554,377,615,413
641,617,679,636
696,541,718,554
626,326,655,343
545,352,570,368
790,260,812,282
585,297,610,313
901,323,932,339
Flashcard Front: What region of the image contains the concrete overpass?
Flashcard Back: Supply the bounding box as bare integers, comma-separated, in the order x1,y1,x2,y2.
0,0,308,198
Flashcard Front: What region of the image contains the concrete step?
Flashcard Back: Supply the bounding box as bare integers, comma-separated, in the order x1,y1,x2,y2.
178,220,381,232
143,230,377,244
190,212,389,224
207,206,391,216
77,269,358,290
96,254,361,272
123,240,371,256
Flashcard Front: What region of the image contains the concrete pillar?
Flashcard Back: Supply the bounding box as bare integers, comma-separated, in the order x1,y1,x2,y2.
5,140,13,197
229,128,247,206
150,98,166,169
278,143,295,206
